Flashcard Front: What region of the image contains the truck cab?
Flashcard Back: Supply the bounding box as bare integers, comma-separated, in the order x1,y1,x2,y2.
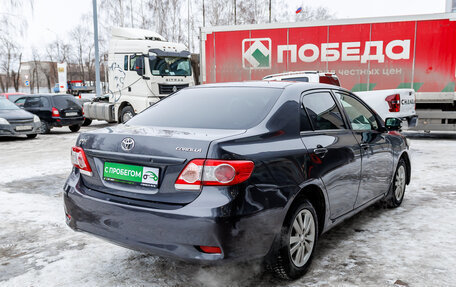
84,27,195,123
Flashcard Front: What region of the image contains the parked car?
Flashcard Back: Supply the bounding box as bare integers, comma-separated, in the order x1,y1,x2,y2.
64,82,411,280
0,97,41,138
15,94,84,133
0,92,27,104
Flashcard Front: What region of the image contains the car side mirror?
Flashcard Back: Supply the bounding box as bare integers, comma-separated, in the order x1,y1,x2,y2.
135,55,145,76
385,117,402,131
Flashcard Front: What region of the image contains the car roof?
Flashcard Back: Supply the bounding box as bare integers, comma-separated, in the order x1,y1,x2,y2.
15,93,71,98
190,81,340,91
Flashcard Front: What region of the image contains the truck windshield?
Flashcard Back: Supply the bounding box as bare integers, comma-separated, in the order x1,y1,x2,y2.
149,57,192,76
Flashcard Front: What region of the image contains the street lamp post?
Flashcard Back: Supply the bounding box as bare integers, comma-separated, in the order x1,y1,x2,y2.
92,0,102,98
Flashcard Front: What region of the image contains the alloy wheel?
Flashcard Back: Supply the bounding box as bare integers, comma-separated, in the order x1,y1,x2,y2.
289,209,316,267
394,165,406,201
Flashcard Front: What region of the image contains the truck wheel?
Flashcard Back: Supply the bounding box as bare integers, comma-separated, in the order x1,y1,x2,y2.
120,106,135,123
266,200,318,280
40,121,51,134
82,118,92,126
69,125,81,132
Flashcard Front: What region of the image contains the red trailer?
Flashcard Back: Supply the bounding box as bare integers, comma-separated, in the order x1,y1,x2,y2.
200,13,456,131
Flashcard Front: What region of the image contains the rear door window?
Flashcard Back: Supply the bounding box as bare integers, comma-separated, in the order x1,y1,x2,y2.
24,97,43,108
302,91,345,130
283,77,309,82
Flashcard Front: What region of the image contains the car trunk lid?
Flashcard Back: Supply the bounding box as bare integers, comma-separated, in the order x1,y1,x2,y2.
78,124,245,205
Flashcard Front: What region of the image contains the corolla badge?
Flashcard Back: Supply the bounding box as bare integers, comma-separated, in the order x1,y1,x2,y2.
176,147,202,153
121,137,135,151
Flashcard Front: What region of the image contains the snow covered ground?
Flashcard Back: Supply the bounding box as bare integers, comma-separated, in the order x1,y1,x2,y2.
1,125,455,287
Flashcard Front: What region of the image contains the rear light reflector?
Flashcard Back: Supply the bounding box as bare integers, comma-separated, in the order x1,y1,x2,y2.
175,159,254,190
385,94,401,112
198,246,222,254
71,146,92,176
52,107,60,118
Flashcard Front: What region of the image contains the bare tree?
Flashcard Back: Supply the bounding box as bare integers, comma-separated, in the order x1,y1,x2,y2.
0,35,21,92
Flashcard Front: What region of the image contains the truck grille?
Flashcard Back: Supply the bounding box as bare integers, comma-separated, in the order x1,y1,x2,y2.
158,84,189,95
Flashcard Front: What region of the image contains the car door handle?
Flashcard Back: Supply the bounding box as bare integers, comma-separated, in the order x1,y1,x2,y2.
360,143,369,149
314,147,328,158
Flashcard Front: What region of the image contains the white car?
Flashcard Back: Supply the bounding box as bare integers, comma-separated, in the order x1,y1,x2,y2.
263,71,417,128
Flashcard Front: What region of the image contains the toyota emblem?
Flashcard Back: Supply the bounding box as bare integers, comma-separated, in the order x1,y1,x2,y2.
172,86,177,92
121,137,135,151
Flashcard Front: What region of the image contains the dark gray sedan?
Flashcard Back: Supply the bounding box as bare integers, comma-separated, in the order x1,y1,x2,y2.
0,97,41,138
64,82,410,280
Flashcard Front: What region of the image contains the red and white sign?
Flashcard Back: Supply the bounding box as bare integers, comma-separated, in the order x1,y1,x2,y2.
201,14,456,93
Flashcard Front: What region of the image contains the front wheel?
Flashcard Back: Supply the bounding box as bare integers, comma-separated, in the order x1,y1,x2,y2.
120,106,135,123
267,200,318,280
69,124,81,132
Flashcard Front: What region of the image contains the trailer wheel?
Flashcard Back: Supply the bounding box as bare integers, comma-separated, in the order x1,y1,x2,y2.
120,106,135,123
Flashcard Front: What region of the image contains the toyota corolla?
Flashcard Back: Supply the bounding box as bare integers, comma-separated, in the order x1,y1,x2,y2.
64,81,411,279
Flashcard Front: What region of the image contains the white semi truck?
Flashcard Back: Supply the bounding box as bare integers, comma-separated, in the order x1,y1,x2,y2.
84,27,195,123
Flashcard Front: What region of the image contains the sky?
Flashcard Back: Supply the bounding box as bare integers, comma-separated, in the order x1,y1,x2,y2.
18,0,447,60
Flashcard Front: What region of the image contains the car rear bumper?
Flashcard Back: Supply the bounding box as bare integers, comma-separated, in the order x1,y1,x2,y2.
51,116,84,127
63,172,283,263
0,122,40,136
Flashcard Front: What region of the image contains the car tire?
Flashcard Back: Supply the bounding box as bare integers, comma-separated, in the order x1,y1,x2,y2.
40,121,51,134
26,134,37,139
266,200,318,280
82,118,92,126
69,124,81,132
120,106,135,123
383,158,407,208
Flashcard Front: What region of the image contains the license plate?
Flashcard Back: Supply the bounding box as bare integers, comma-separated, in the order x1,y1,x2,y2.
103,162,159,187
15,125,32,131
66,112,78,117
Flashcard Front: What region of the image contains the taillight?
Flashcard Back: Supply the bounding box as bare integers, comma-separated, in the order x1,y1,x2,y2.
175,159,254,190
71,146,92,176
198,246,222,254
52,107,60,118
385,94,401,112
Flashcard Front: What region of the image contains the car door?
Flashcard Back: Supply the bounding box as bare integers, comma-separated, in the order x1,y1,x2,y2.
300,90,362,219
334,91,394,208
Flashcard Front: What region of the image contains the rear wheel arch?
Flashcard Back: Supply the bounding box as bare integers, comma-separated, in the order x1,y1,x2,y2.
398,151,411,185
287,184,326,236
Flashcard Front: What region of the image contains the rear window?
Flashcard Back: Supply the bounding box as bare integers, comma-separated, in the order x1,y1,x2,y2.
127,87,283,130
283,77,309,82
52,95,81,109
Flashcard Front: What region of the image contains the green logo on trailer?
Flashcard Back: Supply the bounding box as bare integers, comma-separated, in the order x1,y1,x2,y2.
242,38,272,69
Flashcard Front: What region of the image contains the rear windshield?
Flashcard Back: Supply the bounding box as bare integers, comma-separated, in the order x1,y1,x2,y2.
127,87,283,129
52,95,81,109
